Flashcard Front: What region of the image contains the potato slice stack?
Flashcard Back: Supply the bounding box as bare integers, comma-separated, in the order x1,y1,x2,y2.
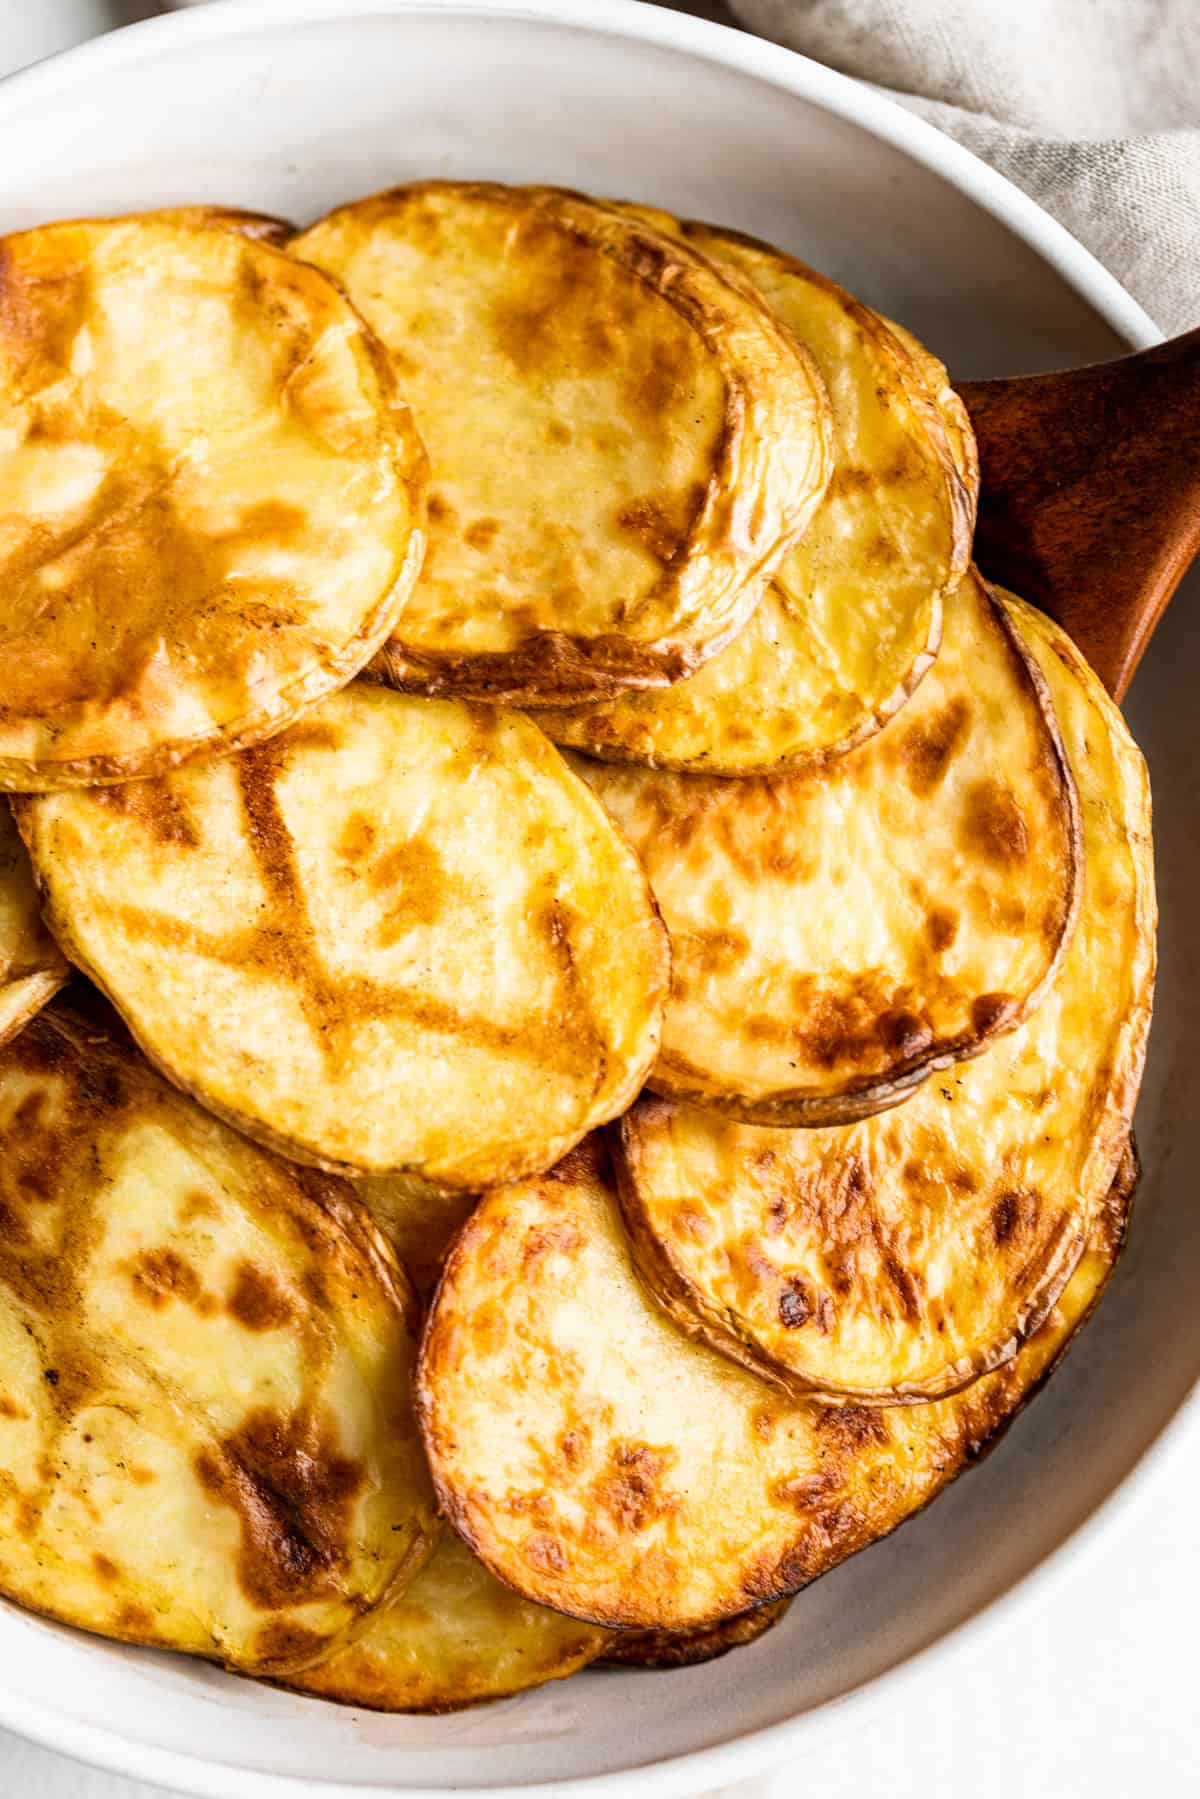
0,185,1154,1707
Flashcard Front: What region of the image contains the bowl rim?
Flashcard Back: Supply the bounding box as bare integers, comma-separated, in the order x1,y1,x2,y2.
0,3,1182,1796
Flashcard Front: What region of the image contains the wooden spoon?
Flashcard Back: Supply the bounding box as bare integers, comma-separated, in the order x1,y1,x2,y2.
958,328,1200,702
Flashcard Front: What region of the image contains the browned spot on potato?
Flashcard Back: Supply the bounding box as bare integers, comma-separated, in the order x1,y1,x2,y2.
557,1427,589,1470
926,907,958,953
616,482,706,566
337,812,376,862
112,1601,156,1638
670,1203,711,1244
524,1531,567,1574
880,1251,921,1324
899,698,971,796
128,1247,203,1311
826,464,872,498
522,1220,581,1269
0,1395,28,1419
92,1553,121,1584
752,1406,778,1440
879,1010,933,1060
972,991,1016,1036
11,1092,46,1134
194,1404,366,1610
253,1621,329,1668
426,492,456,526
777,1278,815,1330
0,241,91,387
594,1441,677,1533
181,1189,220,1223
748,976,936,1076
227,1261,293,1332
130,1466,156,1486
992,1187,1040,1246
464,517,500,551
963,779,1029,867
866,530,900,568
774,1470,839,1513
815,1404,889,1452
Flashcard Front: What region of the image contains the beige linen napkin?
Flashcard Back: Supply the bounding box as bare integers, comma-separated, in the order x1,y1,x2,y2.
670,0,1200,334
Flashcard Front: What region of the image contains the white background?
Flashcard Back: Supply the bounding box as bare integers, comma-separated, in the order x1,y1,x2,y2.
0,4,1197,1797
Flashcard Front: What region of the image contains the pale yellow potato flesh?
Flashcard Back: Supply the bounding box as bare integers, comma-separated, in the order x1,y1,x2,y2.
0,1009,437,1673
292,183,832,703
0,215,426,788
17,684,668,1186
614,597,1155,1401
573,573,1080,1126
0,804,67,1044
541,220,971,772
419,1137,1130,1631
287,1526,613,1712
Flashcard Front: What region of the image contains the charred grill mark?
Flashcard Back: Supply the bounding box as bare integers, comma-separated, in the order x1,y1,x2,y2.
89,781,199,849
540,900,610,1093
96,896,575,1071
83,721,614,1096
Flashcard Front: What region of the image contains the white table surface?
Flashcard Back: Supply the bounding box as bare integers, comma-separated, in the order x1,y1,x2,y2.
1,4,1197,1797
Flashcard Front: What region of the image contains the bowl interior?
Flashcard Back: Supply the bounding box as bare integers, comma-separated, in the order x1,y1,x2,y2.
0,6,1196,1794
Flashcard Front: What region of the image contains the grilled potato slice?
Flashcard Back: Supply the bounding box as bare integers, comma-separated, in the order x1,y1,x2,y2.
420,1136,1131,1630
0,806,67,1045
287,1524,613,1713
0,214,425,789
541,220,970,772
292,182,831,704
572,572,1079,1127
600,1598,791,1669
290,1146,611,1711
18,683,668,1186
614,596,1154,1401
0,1008,437,1673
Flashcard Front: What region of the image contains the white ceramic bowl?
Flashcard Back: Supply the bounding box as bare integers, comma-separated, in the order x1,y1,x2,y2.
0,4,1196,1794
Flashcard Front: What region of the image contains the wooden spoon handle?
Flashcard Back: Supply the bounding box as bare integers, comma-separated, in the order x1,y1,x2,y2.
958,328,1200,700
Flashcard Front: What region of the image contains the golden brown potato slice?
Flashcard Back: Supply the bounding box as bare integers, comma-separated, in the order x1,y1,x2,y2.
0,805,67,1045
17,683,668,1186
0,214,425,789
289,1142,612,1712
540,219,970,772
292,182,831,704
572,572,1079,1127
419,1135,1131,1630
600,1598,791,1669
287,1525,613,1712
0,1008,437,1673
613,595,1154,1401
